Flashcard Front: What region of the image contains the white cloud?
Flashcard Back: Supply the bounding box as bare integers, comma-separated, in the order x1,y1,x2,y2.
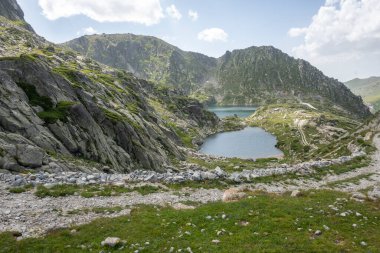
77,27,98,36
325,0,340,6
188,10,198,21
288,0,380,80
166,4,182,20
198,28,228,42
38,0,164,25
288,27,307,37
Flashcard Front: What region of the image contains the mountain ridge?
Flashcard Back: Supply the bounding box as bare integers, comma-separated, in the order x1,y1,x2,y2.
64,34,371,118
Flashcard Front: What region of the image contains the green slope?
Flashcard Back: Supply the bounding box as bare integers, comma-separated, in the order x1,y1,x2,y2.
345,77,380,111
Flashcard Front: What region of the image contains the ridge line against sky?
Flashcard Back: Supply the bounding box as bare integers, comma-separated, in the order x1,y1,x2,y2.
17,0,380,82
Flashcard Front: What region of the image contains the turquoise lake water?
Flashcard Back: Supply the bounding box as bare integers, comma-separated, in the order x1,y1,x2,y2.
199,127,283,160
207,106,257,118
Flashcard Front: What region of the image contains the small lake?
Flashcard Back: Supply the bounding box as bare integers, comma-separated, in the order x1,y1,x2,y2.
199,127,283,160
207,106,257,118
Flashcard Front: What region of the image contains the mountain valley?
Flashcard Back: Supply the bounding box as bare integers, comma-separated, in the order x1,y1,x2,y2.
1,0,380,252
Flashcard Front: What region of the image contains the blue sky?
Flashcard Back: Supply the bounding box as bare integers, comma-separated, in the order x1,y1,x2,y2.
17,0,380,81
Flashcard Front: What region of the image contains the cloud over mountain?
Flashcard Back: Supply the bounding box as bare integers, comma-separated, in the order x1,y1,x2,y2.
290,0,380,59
198,28,228,42
38,0,164,25
289,0,380,80
166,4,182,20
188,10,198,21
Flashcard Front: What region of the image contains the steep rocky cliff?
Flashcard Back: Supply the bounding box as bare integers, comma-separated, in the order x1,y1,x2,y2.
0,0,33,32
65,35,370,118
0,2,218,173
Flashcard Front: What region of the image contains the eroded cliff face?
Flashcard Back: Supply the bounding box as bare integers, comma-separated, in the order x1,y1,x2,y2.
65,36,371,119
0,4,218,173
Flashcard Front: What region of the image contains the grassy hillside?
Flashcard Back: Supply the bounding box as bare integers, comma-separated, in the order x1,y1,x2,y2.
345,77,380,111
247,103,374,163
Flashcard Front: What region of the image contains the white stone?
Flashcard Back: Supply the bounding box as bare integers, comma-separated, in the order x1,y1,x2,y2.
222,188,246,202
290,190,302,197
101,237,121,247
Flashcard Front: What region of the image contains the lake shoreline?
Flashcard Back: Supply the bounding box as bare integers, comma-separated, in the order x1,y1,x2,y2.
199,126,284,160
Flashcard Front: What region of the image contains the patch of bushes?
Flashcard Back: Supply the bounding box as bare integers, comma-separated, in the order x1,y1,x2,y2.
35,184,163,198
8,184,34,194
101,108,126,122
53,67,82,88
166,122,194,148
126,103,140,114
35,184,78,198
17,81,53,110
101,107,142,131
17,81,76,123
37,101,77,124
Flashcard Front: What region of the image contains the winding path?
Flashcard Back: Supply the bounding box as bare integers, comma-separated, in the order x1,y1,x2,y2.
297,124,310,146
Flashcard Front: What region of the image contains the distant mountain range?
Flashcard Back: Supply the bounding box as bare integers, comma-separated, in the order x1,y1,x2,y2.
64,34,370,118
345,77,380,111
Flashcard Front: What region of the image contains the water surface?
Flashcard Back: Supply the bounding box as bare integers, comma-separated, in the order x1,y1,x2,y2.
200,127,283,160
207,106,257,118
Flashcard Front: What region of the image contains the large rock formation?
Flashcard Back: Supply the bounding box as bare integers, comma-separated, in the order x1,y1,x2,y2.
0,1,217,173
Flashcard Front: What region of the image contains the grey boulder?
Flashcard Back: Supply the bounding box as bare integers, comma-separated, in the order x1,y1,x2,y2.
16,144,45,168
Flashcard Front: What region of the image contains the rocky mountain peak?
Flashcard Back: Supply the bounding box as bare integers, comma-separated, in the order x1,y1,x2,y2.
0,0,34,32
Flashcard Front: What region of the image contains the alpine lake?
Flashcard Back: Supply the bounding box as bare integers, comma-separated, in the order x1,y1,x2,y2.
201,106,283,159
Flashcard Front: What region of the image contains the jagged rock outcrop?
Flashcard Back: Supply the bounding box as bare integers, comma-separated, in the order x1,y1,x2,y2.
0,54,217,172
65,36,371,118
0,2,218,173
